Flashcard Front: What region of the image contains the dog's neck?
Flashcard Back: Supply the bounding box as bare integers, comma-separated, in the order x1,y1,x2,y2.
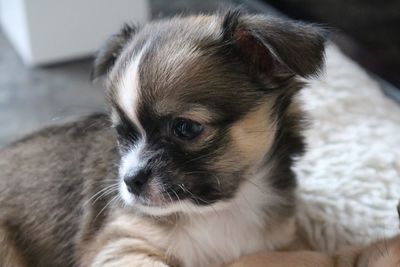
155,169,297,267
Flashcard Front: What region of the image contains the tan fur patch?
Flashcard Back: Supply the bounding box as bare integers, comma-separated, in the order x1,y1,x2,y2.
179,106,214,124
228,101,276,168
154,104,214,124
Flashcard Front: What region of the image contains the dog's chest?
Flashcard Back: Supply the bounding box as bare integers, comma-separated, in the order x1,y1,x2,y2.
166,212,277,267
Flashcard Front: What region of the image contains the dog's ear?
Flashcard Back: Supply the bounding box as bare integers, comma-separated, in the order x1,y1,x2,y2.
222,9,327,79
91,24,137,81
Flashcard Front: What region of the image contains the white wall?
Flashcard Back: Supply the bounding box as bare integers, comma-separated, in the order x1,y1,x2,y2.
0,0,149,66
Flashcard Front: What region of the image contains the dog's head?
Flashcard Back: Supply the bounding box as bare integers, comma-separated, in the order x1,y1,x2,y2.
92,10,326,216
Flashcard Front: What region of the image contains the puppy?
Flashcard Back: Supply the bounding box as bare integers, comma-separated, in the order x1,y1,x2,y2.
0,9,397,267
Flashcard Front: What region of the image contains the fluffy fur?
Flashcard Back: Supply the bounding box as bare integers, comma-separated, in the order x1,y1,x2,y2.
0,10,328,267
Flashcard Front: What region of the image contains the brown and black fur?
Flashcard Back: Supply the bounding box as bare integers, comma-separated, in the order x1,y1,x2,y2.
0,114,118,266
0,9,330,267
101,9,325,209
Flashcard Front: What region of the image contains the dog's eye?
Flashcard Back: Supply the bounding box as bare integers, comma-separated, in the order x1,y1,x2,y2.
173,118,203,141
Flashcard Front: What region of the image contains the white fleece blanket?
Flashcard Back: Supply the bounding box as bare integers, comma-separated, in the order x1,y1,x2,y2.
296,44,400,252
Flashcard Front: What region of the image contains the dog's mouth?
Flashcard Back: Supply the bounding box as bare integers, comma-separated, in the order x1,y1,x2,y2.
137,184,171,207
119,178,177,208
119,179,225,216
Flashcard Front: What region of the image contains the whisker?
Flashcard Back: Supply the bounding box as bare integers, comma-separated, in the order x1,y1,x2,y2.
169,186,189,215
94,195,119,220
84,183,119,206
241,176,265,194
178,183,220,217
91,185,119,206
180,150,219,166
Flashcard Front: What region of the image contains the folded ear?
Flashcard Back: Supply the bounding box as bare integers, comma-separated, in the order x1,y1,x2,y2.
222,9,327,79
91,24,137,81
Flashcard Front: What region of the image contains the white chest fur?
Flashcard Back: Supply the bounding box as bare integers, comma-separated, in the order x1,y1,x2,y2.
163,182,295,267
164,197,296,267
167,213,270,267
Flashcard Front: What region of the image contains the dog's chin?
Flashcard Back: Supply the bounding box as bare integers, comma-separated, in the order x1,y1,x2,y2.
135,199,233,217
119,181,232,217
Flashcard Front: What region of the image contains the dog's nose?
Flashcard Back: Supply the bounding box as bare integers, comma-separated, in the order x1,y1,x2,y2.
124,169,150,195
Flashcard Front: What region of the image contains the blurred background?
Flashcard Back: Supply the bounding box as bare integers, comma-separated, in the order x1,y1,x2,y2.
0,0,399,146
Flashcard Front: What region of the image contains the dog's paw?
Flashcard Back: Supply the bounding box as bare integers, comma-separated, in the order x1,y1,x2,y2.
90,258,170,267
88,249,172,267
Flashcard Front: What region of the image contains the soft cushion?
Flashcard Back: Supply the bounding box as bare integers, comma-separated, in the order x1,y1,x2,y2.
296,44,400,252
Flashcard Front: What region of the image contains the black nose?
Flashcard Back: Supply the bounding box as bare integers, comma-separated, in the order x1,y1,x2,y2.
124,169,150,195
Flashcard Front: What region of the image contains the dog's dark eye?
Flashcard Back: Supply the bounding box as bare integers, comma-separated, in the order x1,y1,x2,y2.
173,118,203,141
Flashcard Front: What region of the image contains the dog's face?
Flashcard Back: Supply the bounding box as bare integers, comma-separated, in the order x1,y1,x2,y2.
92,10,326,216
